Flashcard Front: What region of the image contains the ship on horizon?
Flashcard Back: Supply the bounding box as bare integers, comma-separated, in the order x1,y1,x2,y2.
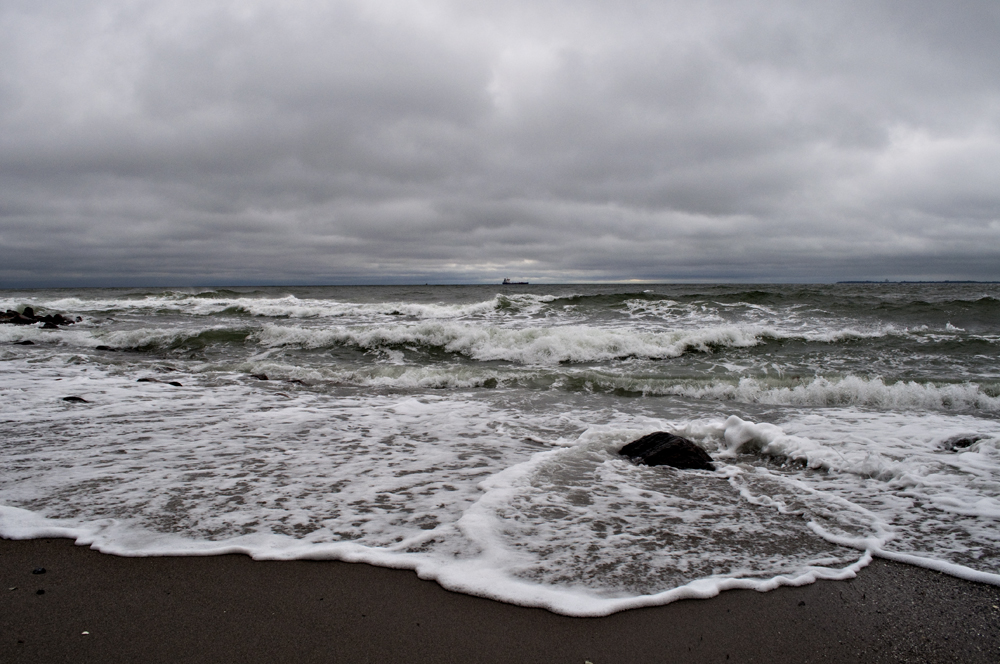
502,278,529,285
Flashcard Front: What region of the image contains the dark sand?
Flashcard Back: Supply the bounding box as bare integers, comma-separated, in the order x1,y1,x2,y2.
2,538,998,663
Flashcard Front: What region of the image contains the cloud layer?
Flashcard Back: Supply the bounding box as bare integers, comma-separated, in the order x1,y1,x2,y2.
2,0,999,285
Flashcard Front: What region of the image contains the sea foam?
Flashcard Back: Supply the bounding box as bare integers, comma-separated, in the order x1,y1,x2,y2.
2,357,998,616
3,283,999,615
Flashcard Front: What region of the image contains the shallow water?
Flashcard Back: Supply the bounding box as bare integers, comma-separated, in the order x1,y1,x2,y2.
2,283,998,615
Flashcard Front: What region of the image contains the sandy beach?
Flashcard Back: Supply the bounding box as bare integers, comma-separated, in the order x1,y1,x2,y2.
2,537,998,663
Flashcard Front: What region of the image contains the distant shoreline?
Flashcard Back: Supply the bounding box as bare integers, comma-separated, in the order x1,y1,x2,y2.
837,280,1000,284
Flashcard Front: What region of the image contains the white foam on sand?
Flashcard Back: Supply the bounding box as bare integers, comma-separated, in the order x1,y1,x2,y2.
2,358,998,615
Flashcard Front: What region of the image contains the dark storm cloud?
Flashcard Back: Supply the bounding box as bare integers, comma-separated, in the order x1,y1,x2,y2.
1,0,999,286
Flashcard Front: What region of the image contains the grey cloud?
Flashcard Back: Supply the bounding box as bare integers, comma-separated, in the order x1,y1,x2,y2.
1,0,999,286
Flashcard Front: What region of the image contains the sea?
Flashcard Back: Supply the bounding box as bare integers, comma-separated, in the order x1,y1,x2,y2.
1,283,998,616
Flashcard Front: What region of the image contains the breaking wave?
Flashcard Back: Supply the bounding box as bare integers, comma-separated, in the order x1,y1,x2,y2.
249,321,905,364
653,376,1000,412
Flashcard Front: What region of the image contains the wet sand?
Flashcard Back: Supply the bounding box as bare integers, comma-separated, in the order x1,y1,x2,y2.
2,537,998,663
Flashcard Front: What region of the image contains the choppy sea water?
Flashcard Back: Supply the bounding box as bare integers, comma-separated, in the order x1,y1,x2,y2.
2,283,999,616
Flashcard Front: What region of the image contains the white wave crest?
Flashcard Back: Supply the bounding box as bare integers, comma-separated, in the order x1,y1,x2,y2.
94,325,247,349
0,292,560,321
659,376,1000,412
252,322,767,364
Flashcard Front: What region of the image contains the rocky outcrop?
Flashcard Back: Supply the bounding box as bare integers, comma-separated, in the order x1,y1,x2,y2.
2,310,37,325
2,307,79,327
620,432,715,470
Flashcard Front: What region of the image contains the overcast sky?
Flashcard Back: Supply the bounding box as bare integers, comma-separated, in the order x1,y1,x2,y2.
2,0,999,286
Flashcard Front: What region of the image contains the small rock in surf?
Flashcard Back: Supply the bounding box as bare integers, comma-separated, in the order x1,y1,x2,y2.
62,396,89,403
620,432,715,470
941,434,986,451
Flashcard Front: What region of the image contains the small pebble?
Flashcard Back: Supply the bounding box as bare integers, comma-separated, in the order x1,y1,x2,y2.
32,567,46,575
36,589,45,595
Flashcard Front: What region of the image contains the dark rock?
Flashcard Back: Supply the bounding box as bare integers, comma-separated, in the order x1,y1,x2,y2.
138,377,181,386
36,589,44,595
6,313,36,325
40,313,73,326
286,378,306,385
15,340,35,345
1,308,77,326
620,432,715,471
39,315,67,327
95,345,115,351
32,568,45,575
62,396,89,403
250,373,269,381
942,434,987,451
